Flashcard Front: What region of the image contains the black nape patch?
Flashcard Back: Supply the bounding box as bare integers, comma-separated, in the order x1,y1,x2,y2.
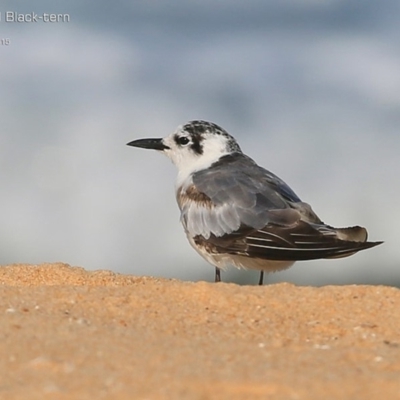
190,135,203,155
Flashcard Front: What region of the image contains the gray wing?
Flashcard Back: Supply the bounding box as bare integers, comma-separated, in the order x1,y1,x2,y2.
181,153,320,238
195,153,301,208
180,153,382,261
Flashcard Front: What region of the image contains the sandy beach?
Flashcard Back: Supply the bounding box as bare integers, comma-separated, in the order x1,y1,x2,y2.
0,263,399,399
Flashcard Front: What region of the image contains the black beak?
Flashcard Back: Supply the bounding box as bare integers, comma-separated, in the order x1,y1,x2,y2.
126,138,169,151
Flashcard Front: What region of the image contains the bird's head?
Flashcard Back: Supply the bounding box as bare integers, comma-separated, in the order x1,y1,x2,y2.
127,120,242,178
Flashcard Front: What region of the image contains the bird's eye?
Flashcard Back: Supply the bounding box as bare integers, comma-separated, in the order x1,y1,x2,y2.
178,136,190,146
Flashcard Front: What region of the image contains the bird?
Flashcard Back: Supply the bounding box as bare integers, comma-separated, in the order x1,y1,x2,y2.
127,120,382,285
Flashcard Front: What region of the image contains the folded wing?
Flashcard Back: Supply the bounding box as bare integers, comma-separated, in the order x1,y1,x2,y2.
180,152,320,238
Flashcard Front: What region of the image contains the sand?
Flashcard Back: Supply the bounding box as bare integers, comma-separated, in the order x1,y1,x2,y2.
0,263,399,399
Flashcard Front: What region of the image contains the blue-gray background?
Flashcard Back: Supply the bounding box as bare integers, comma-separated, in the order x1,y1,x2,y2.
1,1,398,286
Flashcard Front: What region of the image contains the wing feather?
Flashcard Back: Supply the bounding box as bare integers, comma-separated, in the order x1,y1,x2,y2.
178,152,382,263
193,221,382,262
179,153,316,238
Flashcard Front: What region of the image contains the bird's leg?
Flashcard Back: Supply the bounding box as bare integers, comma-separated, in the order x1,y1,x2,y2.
215,267,221,283
258,271,264,286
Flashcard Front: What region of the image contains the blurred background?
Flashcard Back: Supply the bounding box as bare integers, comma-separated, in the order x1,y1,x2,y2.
0,1,398,286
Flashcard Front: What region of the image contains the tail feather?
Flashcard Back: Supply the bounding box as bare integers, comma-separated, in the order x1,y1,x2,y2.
334,226,368,242
324,225,382,259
